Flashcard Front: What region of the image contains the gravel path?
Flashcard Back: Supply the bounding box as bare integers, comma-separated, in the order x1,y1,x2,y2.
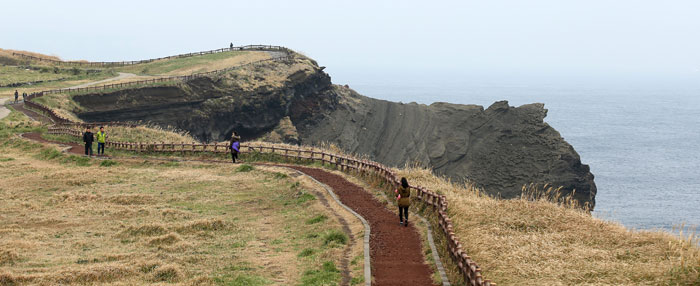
0,98,9,120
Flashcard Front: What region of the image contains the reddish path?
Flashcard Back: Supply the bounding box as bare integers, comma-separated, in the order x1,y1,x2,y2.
287,166,437,286
23,132,108,158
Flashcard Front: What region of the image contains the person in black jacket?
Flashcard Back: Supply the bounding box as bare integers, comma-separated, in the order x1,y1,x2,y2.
82,127,94,156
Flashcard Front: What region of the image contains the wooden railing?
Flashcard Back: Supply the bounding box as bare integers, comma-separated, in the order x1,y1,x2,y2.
39,55,291,95
11,45,288,67
45,127,495,286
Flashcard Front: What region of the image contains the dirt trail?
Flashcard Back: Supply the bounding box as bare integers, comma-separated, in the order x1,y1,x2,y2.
0,98,10,120
65,72,136,89
287,166,437,286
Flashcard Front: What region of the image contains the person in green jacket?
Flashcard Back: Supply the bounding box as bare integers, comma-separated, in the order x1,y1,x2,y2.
96,126,107,155
396,177,411,227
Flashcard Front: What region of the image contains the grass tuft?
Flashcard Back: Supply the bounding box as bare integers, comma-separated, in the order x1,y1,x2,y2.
236,164,254,172
99,160,118,167
300,261,341,286
306,215,328,225
298,248,315,258
151,264,183,282
323,230,348,246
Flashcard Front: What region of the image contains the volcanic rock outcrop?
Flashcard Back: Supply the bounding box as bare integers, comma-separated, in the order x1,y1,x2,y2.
73,53,597,208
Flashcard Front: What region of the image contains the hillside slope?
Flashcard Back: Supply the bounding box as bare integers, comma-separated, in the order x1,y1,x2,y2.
70,52,596,207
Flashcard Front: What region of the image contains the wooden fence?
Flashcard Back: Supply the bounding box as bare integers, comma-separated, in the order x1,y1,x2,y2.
46,127,494,286
22,53,291,127
11,45,288,67
39,55,291,95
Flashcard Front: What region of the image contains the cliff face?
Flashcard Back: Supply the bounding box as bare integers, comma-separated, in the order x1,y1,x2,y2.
73,55,596,208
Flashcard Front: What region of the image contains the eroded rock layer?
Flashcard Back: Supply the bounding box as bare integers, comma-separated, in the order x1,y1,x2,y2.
74,54,596,208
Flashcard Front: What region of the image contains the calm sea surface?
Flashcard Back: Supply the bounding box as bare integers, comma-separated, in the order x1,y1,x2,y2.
332,70,700,234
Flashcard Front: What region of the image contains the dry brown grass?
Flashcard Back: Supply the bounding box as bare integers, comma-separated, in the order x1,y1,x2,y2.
392,165,700,285
0,48,61,61
0,137,363,285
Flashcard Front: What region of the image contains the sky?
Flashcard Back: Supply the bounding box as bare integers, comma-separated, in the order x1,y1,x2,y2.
3,0,700,82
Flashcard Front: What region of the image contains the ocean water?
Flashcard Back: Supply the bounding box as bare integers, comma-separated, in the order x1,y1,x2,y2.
331,70,700,234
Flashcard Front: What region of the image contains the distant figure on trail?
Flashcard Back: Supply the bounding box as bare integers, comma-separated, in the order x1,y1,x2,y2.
396,177,411,227
96,126,107,155
229,132,240,163
22,92,27,102
230,42,233,50
82,127,94,156
14,90,18,103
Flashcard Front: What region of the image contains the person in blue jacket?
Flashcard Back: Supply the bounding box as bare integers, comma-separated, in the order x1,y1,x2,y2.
229,133,240,163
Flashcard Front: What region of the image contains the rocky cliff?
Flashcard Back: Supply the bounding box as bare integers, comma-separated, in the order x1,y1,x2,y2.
73,53,597,208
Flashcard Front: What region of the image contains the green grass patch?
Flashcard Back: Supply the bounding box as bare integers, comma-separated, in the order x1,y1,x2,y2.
99,160,118,167
273,172,288,179
306,215,328,225
298,248,316,258
36,147,63,160
299,261,341,286
236,164,254,172
323,230,348,246
114,51,246,75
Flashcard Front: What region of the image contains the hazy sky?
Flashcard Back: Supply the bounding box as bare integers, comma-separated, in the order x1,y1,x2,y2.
3,0,700,80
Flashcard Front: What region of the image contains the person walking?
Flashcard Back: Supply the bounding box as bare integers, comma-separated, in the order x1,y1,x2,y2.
82,127,94,156
396,177,411,227
14,90,19,103
230,42,234,50
95,126,107,155
229,133,240,163
22,92,27,102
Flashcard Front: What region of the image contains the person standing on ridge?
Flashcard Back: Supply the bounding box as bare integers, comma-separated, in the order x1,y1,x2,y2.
396,177,411,227
229,132,240,163
14,90,18,103
82,127,94,156
96,126,107,155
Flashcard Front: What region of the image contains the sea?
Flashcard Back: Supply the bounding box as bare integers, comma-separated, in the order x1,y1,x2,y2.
331,69,700,235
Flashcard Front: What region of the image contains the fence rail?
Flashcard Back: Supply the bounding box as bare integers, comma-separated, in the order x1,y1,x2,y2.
46,127,495,286
23,53,291,127
11,45,288,67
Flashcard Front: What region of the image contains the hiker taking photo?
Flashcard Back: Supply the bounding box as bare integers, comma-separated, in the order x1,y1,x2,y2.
82,127,94,156
229,132,240,163
96,126,107,155
396,177,411,227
